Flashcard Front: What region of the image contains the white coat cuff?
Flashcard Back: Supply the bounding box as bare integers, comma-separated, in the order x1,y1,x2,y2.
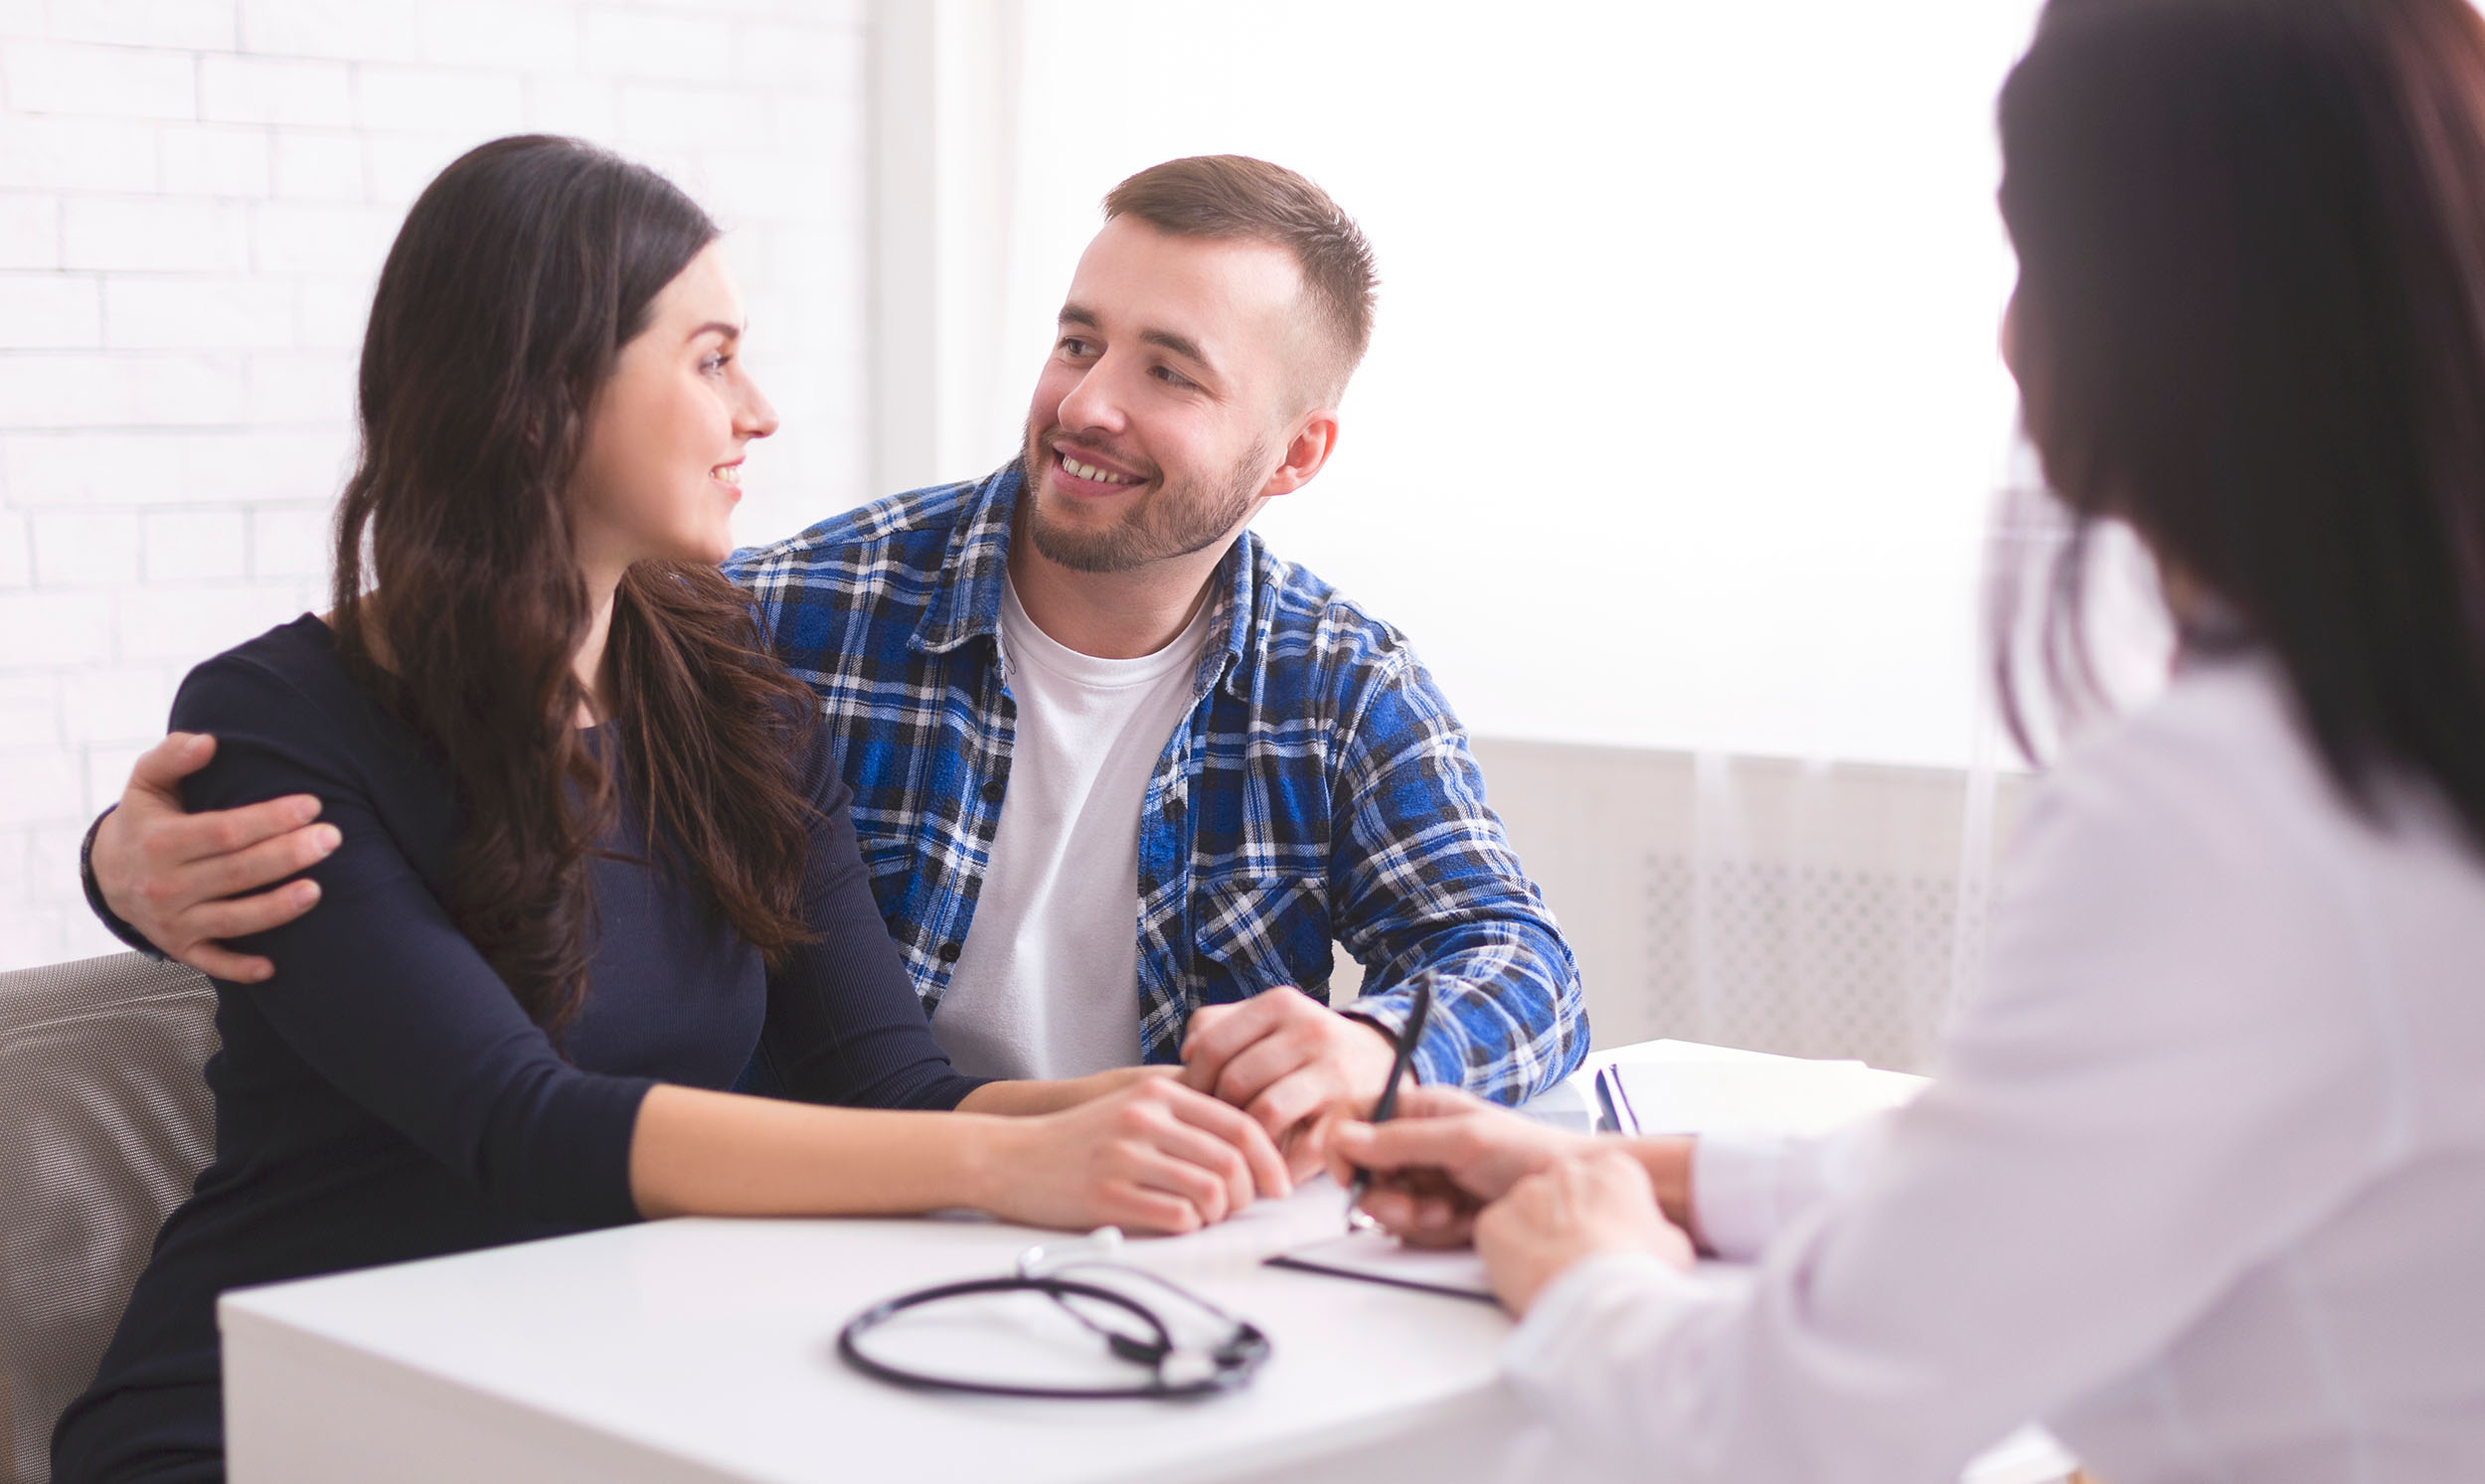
1501,1249,1700,1417
1691,1129,1803,1262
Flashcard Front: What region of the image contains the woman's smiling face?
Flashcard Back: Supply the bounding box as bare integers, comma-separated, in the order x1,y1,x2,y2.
570,243,779,578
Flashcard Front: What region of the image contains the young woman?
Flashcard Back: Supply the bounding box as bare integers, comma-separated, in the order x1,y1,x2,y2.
52,136,1287,1482
1335,1,2485,1479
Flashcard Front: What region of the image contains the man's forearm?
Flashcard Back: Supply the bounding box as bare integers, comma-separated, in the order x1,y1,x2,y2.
1343,926,1589,1103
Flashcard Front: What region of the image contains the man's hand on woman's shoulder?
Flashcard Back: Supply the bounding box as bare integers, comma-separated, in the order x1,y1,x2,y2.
91,732,339,982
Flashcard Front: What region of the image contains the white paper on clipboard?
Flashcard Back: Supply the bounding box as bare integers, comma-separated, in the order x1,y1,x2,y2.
1598,1055,1923,1137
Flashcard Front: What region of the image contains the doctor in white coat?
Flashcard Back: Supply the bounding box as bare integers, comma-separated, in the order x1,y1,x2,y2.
1334,1,2485,1480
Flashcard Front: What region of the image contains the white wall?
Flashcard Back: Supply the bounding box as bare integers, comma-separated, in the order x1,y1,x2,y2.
946,1,2048,771
0,0,876,971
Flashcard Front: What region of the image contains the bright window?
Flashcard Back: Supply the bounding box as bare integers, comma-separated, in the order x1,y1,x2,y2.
968,1,2048,768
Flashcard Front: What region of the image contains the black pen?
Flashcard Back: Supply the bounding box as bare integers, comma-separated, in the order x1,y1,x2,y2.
1345,970,1435,1232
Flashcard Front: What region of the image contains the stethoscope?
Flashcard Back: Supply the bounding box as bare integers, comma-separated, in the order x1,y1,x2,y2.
836,1228,1272,1400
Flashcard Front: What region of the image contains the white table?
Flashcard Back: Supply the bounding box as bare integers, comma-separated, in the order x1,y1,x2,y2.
220,1044,2077,1483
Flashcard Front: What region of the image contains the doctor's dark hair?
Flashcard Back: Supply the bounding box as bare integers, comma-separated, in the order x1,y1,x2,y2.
330,135,821,1034
1995,0,2485,852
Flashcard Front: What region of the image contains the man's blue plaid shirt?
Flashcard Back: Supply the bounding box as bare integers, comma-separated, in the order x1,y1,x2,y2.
724,464,1586,1103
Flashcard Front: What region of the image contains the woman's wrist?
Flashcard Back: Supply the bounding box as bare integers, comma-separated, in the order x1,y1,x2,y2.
953,1111,1027,1213
955,1066,1159,1117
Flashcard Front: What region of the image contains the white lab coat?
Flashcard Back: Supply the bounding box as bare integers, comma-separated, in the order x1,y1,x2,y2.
1503,655,2485,1483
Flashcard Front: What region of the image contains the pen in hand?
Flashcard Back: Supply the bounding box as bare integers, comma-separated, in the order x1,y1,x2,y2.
1344,971,1435,1233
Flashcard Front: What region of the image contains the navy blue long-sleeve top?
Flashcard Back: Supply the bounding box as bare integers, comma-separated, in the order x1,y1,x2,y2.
54,614,984,1481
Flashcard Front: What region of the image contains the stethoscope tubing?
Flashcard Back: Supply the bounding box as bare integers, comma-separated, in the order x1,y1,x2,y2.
836,1273,1270,1400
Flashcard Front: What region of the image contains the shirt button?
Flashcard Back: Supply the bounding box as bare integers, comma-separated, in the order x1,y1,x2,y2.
937,941,962,962
981,780,1005,803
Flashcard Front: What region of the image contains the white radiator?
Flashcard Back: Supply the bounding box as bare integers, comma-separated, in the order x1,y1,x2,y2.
1469,739,2028,1074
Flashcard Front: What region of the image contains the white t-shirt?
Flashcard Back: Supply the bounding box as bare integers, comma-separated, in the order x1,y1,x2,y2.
928,578,1212,1079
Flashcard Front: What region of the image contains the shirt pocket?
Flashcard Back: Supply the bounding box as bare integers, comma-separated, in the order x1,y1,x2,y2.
855,833,918,925
1191,869,1334,1005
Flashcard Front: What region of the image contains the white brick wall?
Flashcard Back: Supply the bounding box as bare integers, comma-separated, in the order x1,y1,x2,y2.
1,0,876,970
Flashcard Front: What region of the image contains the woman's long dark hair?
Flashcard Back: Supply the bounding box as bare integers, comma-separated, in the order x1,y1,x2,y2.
1996,0,2485,852
332,135,820,1032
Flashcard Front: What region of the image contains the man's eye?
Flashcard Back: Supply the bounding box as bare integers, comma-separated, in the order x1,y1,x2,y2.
1059,337,1093,357
1151,365,1192,388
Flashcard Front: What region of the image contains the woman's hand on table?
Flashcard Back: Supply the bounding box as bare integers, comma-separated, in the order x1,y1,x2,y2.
1474,1149,1695,1315
1326,1085,1593,1246
982,1076,1292,1236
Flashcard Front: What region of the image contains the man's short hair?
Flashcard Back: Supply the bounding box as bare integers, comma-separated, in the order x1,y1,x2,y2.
1103,155,1378,404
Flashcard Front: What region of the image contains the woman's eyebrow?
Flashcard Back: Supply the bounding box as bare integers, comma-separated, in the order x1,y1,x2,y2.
685,320,744,343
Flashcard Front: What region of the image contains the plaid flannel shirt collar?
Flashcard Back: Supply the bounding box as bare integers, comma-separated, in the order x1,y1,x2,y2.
911,462,1264,702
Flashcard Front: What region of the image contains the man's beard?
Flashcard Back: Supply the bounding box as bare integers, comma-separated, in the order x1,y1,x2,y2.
1020,426,1270,575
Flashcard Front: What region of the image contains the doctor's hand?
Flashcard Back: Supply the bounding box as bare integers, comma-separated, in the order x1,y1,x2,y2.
1179,987,1398,1179
1328,1085,1592,1246
1474,1150,1694,1316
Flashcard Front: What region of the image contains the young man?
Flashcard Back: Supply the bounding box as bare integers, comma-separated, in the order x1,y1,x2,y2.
83,156,1586,1161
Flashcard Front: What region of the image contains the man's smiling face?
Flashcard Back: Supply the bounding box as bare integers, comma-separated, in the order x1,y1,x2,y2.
1019,216,1320,575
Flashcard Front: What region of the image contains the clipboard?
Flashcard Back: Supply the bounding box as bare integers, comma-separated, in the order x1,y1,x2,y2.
1263,1230,1496,1303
